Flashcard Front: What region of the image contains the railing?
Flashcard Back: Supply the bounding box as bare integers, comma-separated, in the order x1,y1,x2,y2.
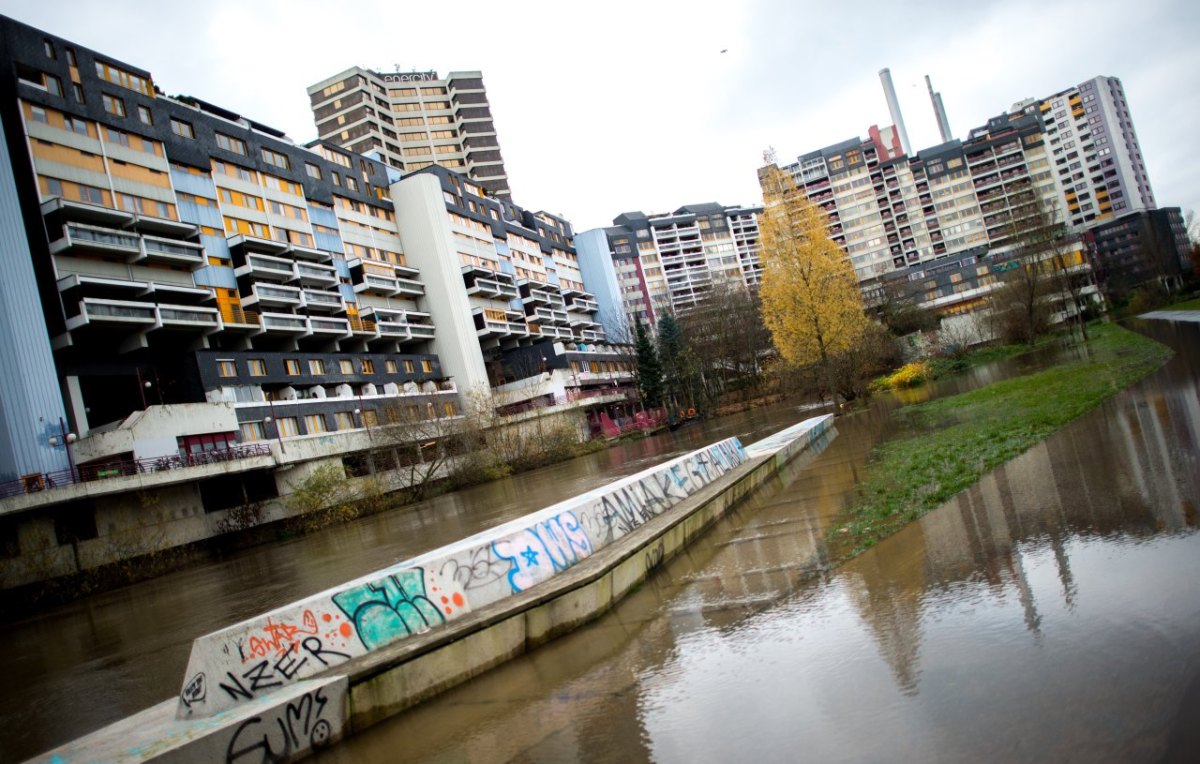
0,443,273,500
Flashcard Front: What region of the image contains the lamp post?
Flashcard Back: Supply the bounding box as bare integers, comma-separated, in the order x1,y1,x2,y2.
266,397,286,454
48,416,77,484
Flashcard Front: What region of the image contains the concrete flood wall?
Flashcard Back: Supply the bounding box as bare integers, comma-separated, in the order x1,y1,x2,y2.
30,414,833,764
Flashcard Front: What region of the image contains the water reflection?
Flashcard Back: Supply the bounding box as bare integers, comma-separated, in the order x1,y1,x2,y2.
319,321,1200,763
0,398,814,763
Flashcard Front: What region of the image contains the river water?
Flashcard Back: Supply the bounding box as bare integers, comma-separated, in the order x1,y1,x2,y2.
0,394,810,762
3,320,1198,763
306,318,1200,764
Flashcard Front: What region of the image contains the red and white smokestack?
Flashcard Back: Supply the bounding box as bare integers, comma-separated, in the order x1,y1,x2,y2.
878,68,911,156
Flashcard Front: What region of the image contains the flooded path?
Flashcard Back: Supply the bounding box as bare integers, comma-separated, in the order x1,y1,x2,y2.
310,319,1200,763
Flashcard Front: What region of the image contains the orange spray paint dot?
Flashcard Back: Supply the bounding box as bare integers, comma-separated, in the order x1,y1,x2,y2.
444,607,452,615
452,593,465,607
339,622,352,638
441,596,449,604
322,613,332,622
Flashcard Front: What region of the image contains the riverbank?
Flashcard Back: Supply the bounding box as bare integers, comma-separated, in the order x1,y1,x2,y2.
829,322,1172,558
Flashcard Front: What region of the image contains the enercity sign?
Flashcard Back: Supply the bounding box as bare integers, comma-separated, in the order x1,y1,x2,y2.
381,71,439,83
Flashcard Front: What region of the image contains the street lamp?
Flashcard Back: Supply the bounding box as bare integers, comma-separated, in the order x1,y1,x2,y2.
47,416,77,483
265,398,286,454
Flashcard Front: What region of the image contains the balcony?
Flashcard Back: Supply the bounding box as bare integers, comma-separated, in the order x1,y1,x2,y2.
254,312,307,335
243,282,301,309
300,289,345,313
138,235,205,267
65,297,157,331
566,296,599,313
292,261,338,288
463,265,517,298
155,304,220,330
49,223,140,259
235,253,295,282
227,233,289,257
355,272,401,296
288,243,333,263
306,316,351,337
395,276,426,297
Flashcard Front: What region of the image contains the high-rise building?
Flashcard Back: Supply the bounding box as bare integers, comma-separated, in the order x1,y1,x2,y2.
1033,76,1155,228
759,73,1156,317
0,15,626,587
307,68,511,199
576,203,762,331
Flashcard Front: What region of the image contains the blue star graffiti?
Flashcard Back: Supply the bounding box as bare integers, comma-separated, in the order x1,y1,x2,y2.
492,510,593,592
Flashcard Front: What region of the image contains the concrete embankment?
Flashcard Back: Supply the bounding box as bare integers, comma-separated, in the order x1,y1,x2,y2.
30,414,834,763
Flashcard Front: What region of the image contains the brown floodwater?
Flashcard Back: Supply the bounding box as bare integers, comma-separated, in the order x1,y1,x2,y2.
306,318,1200,764
3,319,1197,763
0,396,815,763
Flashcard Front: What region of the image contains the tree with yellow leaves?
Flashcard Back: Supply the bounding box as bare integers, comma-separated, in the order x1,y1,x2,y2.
757,159,870,402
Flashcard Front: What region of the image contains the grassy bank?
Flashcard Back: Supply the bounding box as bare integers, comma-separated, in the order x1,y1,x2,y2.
829,323,1172,559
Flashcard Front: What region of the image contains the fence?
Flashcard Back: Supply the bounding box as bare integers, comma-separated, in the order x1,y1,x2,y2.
1,443,273,500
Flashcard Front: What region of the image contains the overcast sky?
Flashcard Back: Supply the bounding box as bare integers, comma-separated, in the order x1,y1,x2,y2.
3,0,1197,233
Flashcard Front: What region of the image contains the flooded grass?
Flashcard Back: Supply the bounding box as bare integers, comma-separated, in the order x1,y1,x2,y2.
830,323,1173,558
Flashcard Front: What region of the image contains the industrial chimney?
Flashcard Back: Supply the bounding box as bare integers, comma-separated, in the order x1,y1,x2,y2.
926,75,953,143
878,68,911,155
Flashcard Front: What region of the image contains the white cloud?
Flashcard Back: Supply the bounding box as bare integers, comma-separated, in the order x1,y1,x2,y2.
3,0,1196,229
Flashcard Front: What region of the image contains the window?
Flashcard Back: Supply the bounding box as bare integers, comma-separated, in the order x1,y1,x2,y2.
421,359,433,373
334,411,356,430
215,132,247,155
94,61,151,96
262,147,290,170
360,359,375,374
308,359,326,375
105,127,130,146
346,176,358,192
72,83,85,104
137,105,153,125
29,105,48,124
385,360,398,373
305,162,321,179
78,184,105,205
171,118,194,139
44,39,55,59
363,410,379,427
274,417,297,437
248,359,266,376
338,359,353,374
331,172,341,187
284,358,301,375
102,93,125,117
403,359,415,373
239,421,266,442
443,402,457,417
44,178,63,197
217,359,237,377
303,414,327,434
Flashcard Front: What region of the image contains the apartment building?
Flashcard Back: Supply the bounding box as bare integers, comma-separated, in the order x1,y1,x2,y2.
576,203,763,330
1033,76,1155,228
307,67,510,199
1083,207,1191,296
389,165,628,403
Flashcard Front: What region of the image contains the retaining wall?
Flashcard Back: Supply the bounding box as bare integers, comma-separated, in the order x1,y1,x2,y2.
30,414,833,763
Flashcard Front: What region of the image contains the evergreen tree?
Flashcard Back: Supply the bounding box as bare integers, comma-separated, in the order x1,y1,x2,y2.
633,319,664,407
656,313,685,407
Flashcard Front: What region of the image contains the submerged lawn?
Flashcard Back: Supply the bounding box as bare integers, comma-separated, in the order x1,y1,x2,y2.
830,322,1172,558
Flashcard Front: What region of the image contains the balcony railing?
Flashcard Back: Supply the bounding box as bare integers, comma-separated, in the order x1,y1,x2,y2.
0,443,272,500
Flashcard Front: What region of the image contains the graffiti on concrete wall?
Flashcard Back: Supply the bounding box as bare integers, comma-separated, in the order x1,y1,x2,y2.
223,680,345,763
492,510,593,592
179,436,751,719
332,568,462,650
